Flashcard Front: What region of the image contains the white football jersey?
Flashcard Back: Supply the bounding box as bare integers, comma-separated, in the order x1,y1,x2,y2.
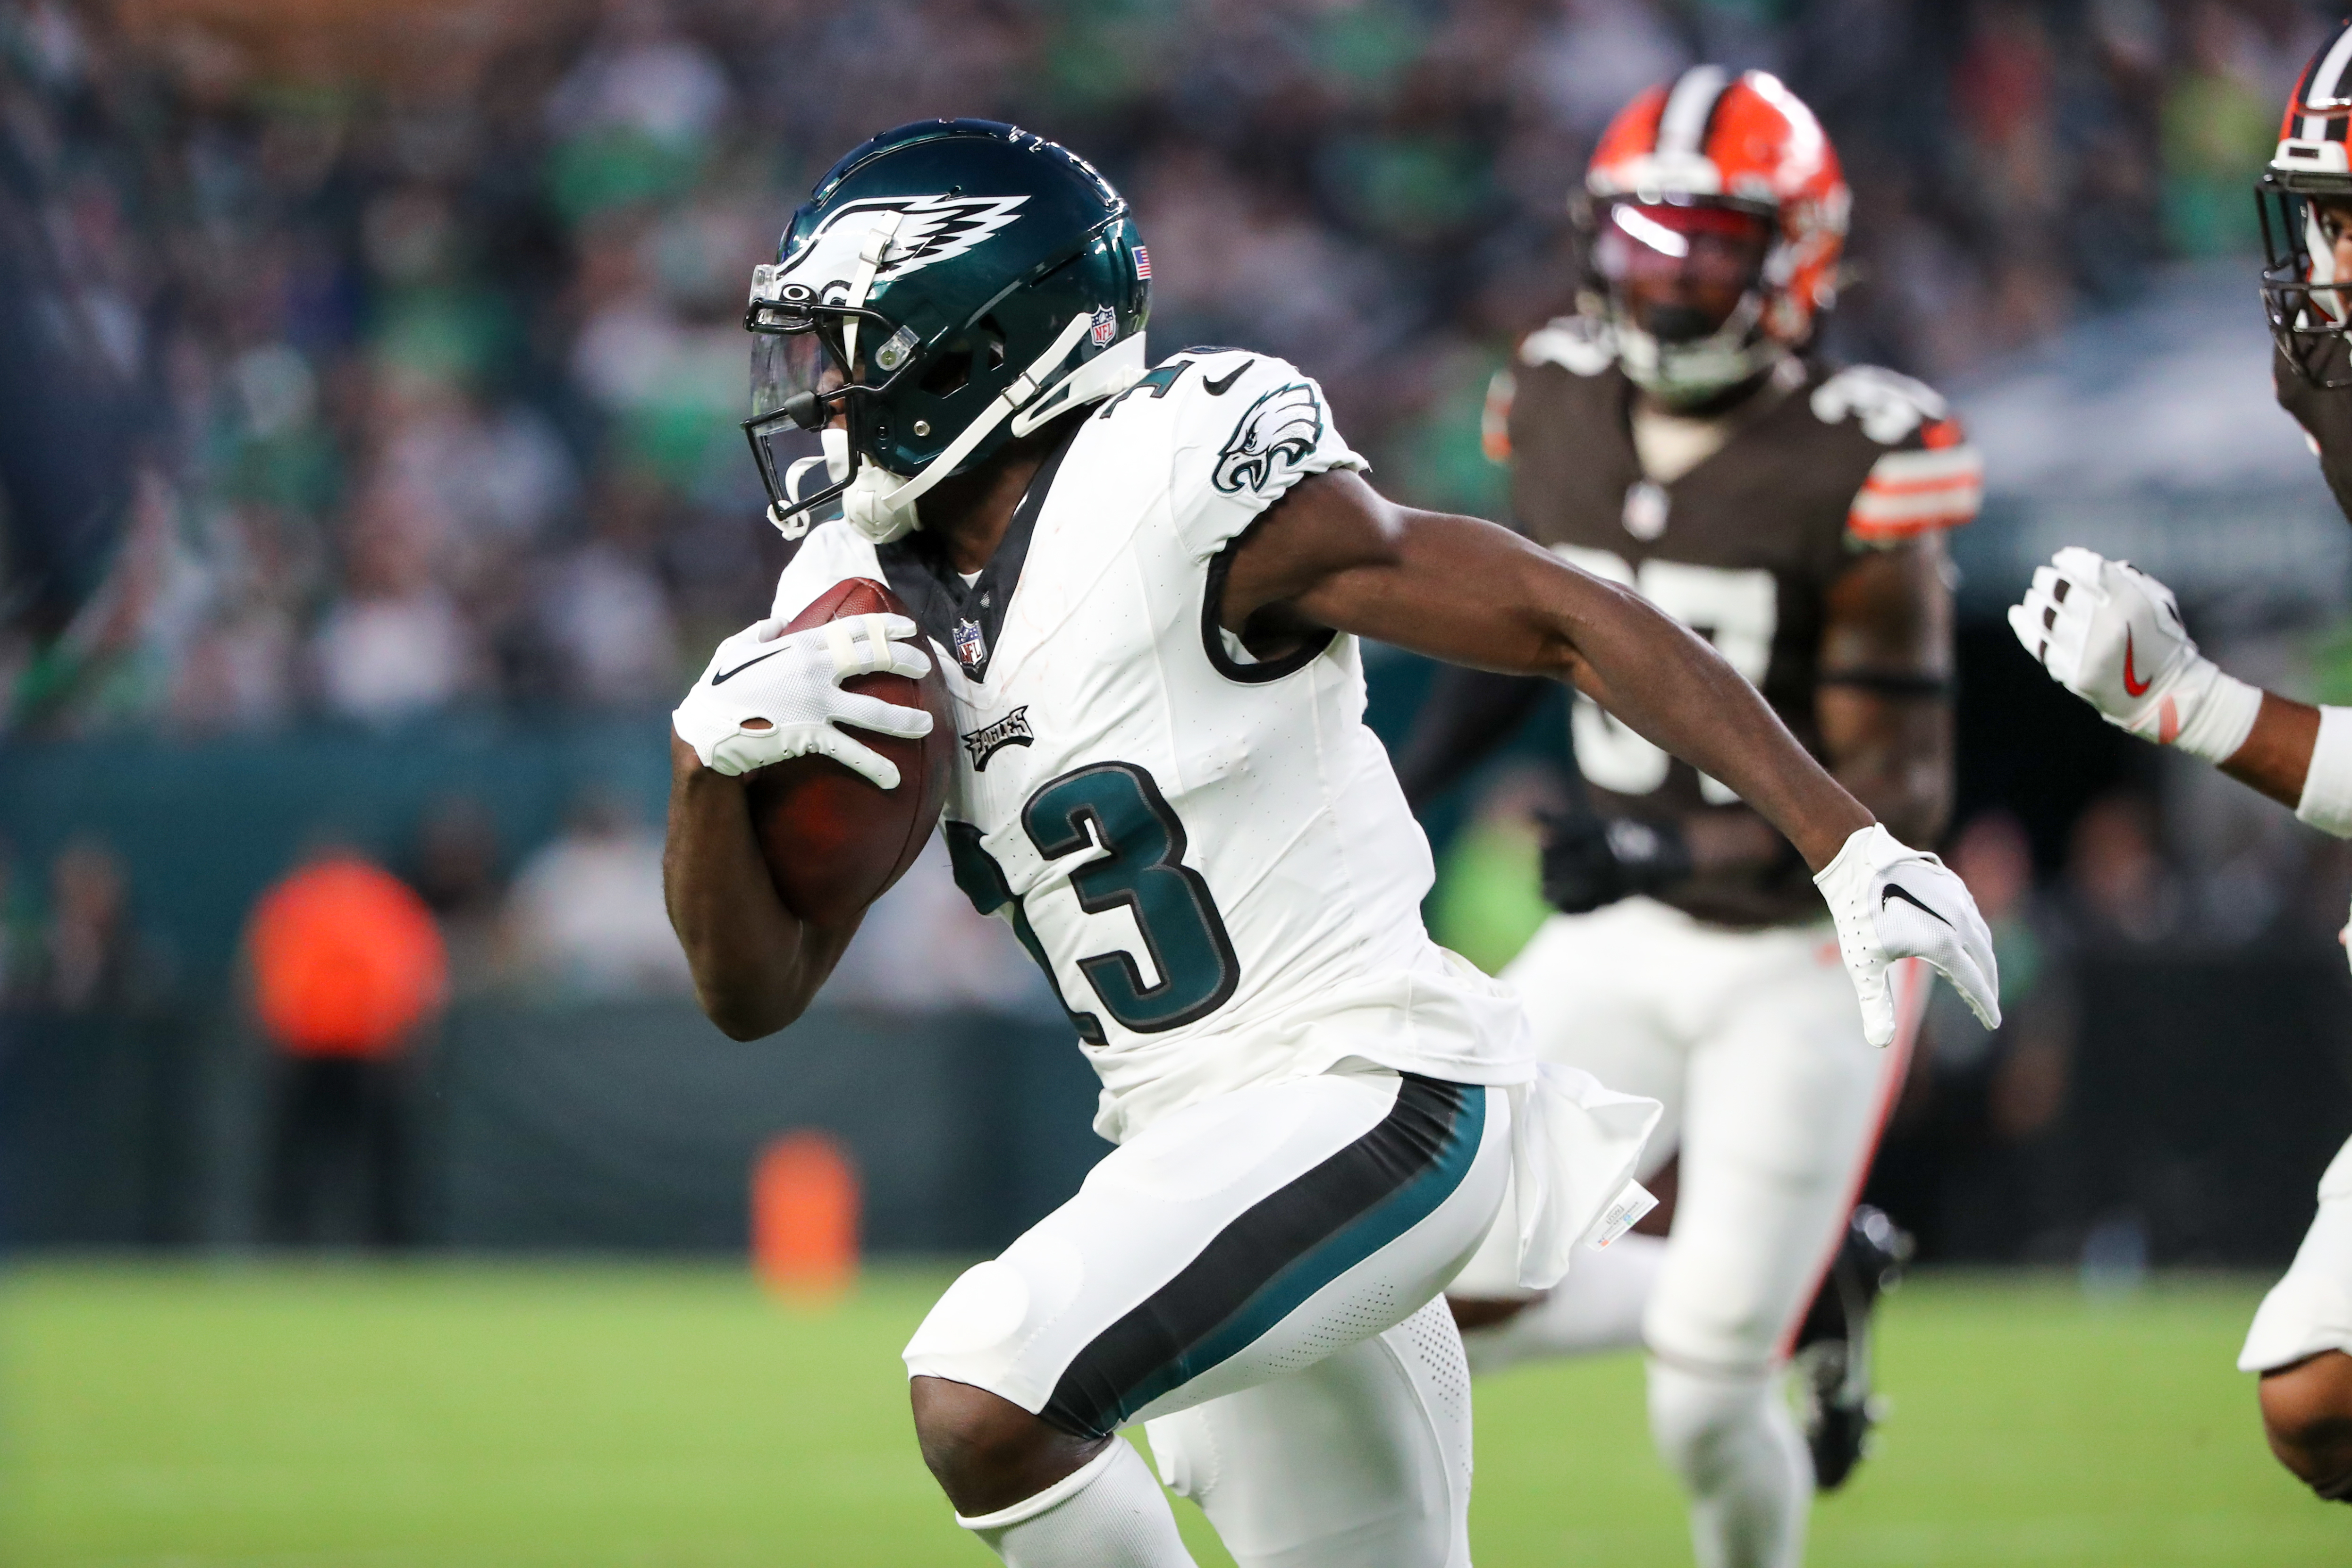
769,348,1534,1139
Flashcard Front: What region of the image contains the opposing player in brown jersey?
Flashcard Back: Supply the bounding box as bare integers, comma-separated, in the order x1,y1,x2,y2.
2012,19,2352,1506
1395,71,1981,1568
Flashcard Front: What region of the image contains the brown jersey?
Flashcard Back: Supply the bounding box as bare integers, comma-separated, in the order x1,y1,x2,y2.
1492,314,1981,927
2275,338,2352,523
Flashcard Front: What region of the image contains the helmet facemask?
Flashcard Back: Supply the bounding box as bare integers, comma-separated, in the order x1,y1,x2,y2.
1588,197,1784,406
2259,166,2352,389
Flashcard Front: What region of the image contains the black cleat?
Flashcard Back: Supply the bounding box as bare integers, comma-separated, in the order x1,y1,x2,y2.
1791,1205,1914,1492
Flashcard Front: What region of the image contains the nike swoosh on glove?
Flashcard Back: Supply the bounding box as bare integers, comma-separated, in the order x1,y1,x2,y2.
2006,546,2260,764
673,612,934,787
1815,823,2001,1047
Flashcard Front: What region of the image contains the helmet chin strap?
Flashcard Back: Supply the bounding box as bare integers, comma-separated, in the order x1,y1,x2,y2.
835,307,1105,545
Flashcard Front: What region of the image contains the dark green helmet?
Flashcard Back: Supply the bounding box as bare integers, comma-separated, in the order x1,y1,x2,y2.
742,119,1150,542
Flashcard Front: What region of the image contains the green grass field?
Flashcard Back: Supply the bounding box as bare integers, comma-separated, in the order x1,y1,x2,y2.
1,1262,2344,1566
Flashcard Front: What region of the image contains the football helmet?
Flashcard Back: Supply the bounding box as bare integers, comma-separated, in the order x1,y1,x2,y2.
743,119,1150,543
1581,67,1849,405
2260,18,2352,388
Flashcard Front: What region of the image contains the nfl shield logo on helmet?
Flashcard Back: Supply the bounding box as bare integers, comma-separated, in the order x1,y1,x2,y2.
1089,304,1117,347
953,618,988,673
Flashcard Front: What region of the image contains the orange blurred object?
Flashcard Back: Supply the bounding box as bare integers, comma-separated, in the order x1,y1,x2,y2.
752,1131,860,1302
247,853,447,1058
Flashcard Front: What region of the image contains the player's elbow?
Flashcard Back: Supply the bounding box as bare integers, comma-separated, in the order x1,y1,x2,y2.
695,977,808,1042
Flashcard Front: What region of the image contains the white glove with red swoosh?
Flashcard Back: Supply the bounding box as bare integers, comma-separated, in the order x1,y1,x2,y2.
2006,547,2261,764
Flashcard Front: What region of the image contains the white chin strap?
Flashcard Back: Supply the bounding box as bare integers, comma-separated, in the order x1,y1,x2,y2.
834,315,1145,546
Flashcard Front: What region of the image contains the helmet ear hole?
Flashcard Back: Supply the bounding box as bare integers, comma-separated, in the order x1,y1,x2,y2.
921,348,973,397
978,316,1007,370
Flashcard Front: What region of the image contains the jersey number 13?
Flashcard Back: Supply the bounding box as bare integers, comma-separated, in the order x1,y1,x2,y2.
947,762,1240,1044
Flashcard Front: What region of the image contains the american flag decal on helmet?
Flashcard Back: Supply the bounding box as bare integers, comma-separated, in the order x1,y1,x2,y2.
1134,245,1151,279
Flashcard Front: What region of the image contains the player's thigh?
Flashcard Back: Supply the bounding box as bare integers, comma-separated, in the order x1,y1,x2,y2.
1502,903,1690,1172
1647,946,1905,1368
904,1066,1509,1439
1145,1299,1473,1568
2244,1138,2352,1376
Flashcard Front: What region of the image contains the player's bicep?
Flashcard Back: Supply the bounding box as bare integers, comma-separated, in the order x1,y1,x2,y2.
1231,472,1598,677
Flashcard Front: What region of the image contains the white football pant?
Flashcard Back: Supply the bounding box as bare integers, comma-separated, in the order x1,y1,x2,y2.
908,1064,1510,1567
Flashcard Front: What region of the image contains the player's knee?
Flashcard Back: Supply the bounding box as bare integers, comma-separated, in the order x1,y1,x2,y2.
909,1374,1107,1516
2259,1353,2352,1501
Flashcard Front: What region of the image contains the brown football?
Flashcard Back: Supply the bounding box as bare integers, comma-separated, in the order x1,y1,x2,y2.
744,577,954,927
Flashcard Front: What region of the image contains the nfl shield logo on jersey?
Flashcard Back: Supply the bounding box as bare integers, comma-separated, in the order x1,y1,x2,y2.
953,618,988,674
1089,304,1117,347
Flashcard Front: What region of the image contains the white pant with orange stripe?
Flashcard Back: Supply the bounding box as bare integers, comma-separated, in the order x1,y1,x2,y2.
1453,897,1920,1372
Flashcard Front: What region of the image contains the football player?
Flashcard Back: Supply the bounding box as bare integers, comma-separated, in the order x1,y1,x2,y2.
2009,18,2352,1505
1393,68,1981,1567
662,120,1998,1568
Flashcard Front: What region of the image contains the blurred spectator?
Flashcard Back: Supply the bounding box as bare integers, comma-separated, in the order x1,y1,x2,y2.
2064,789,2185,945
245,843,447,1246
409,796,507,998
1426,763,1567,975
499,788,690,997
17,835,165,1013
310,477,479,723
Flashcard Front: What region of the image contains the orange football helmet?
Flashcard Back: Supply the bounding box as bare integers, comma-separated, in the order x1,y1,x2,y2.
2260,17,2352,387
1583,67,1850,404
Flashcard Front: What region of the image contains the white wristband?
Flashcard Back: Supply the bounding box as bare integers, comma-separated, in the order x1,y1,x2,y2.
2296,705,2352,838
2170,669,2263,765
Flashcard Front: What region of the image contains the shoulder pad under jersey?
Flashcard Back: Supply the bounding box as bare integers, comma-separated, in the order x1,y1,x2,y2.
1812,365,1984,544
1518,315,1617,377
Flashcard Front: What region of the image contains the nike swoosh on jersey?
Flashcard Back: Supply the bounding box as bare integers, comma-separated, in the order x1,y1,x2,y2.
710,647,787,684
1880,883,1951,927
1202,360,1256,396
2122,631,2151,697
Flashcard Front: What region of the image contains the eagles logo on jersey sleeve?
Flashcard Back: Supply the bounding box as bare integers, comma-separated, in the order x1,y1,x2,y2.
1163,350,1367,561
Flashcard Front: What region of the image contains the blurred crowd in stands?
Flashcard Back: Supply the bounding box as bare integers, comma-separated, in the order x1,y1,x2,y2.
0,0,2331,737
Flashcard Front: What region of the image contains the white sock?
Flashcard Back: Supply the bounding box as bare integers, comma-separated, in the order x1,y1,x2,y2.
1461,1232,1666,1374
956,1438,1197,1567
1646,1357,1810,1568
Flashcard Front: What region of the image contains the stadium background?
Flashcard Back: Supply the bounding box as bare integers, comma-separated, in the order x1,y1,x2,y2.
2,0,2351,1563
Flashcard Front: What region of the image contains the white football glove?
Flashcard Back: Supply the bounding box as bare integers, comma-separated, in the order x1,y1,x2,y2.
673,613,934,788
2007,547,2260,764
1815,824,2001,1047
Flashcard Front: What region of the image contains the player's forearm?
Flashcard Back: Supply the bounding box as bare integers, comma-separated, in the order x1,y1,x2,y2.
663,736,852,1039
1296,506,1871,868
1547,582,1872,870
2218,691,2321,810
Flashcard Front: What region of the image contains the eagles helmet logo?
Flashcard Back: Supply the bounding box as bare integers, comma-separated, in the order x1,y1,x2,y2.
769,193,1030,299
1213,382,1325,495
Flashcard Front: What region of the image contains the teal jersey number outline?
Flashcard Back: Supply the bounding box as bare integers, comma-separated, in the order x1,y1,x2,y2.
945,761,1241,1042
